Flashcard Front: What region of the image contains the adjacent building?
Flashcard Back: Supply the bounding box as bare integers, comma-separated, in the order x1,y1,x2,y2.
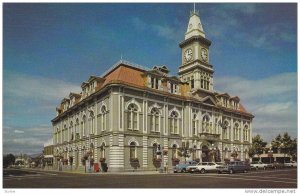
51,9,254,172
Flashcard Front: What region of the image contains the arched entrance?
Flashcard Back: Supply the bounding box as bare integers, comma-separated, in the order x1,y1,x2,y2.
201,145,209,162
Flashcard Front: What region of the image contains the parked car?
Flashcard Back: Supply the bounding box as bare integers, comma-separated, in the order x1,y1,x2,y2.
173,161,197,173
250,161,269,170
283,161,297,168
187,162,224,174
216,161,250,174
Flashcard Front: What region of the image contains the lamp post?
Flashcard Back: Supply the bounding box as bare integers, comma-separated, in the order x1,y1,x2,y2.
280,143,285,165
268,149,273,164
232,146,238,161
210,144,216,162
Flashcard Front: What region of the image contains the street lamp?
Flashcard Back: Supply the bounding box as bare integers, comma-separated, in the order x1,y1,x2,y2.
268,149,273,164
280,143,285,164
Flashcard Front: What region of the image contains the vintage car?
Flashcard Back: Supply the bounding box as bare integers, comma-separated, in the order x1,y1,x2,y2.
187,162,224,174
283,161,297,168
173,161,198,173
250,161,270,170
216,161,250,174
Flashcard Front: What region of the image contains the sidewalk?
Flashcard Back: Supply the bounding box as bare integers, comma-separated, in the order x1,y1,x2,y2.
21,167,172,175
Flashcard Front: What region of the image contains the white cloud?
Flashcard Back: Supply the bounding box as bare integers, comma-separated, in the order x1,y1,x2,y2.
3,71,80,154
4,70,81,102
14,129,24,134
131,17,181,42
214,72,297,142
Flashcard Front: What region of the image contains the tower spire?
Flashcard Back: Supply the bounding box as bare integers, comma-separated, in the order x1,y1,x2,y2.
194,3,195,13
185,3,205,40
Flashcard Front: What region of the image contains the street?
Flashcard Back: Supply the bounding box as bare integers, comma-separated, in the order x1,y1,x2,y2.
3,168,297,188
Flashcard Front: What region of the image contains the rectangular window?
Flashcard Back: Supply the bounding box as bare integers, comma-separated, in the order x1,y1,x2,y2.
133,113,138,130
170,83,174,93
192,121,196,135
155,79,159,89
130,147,135,159
191,79,194,89
174,119,178,134
151,77,155,88
169,118,173,133
150,116,154,131
155,116,159,132
128,114,132,129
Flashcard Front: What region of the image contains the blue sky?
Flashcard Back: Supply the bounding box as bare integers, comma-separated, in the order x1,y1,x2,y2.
3,3,297,154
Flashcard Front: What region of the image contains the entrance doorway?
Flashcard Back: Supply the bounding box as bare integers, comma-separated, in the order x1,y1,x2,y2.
201,145,209,162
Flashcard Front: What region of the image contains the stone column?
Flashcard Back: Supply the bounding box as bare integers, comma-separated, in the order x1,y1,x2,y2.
142,136,148,168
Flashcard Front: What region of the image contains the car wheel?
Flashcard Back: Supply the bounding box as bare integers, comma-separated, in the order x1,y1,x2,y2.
244,169,248,173
181,168,186,173
200,168,206,174
256,167,258,171
263,167,266,170
229,169,234,174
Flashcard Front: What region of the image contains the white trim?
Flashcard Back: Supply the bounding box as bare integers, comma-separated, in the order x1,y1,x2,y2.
128,137,140,146
148,102,162,114
150,139,159,146
168,107,181,118
125,98,141,112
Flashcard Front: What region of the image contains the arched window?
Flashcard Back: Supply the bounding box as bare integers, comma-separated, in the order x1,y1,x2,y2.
75,119,79,139
225,147,229,159
128,104,138,130
192,114,197,135
243,125,249,141
172,144,178,159
202,115,210,133
101,106,107,131
150,108,160,132
81,115,86,137
100,143,106,159
169,111,179,134
56,128,59,144
130,142,137,159
69,121,73,141
63,124,67,142
223,120,229,139
245,149,249,159
234,123,239,140
89,111,95,135
152,143,158,159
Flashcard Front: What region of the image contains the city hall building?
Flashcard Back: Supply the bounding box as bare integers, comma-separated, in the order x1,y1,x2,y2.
51,9,254,172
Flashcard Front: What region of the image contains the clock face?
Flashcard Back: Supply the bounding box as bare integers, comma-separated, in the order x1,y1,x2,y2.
184,48,193,62
201,48,208,61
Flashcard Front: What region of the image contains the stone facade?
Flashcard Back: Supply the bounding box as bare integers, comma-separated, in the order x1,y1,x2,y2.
51,9,254,172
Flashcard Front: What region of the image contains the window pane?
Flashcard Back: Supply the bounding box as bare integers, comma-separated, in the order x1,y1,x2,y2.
155,116,159,132
128,113,132,129
133,113,137,129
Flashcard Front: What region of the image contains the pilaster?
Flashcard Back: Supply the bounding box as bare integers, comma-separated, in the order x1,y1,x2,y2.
142,136,148,168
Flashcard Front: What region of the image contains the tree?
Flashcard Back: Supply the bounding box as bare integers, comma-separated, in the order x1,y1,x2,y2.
271,132,297,160
271,134,282,153
3,153,16,168
249,135,267,158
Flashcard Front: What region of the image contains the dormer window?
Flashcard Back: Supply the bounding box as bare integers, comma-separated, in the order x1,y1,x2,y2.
170,83,178,94
191,77,194,89
150,77,159,89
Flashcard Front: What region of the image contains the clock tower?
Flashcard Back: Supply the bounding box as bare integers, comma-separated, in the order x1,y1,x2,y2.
178,8,214,92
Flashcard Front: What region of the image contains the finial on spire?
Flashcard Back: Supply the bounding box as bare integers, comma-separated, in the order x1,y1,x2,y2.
190,3,199,16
